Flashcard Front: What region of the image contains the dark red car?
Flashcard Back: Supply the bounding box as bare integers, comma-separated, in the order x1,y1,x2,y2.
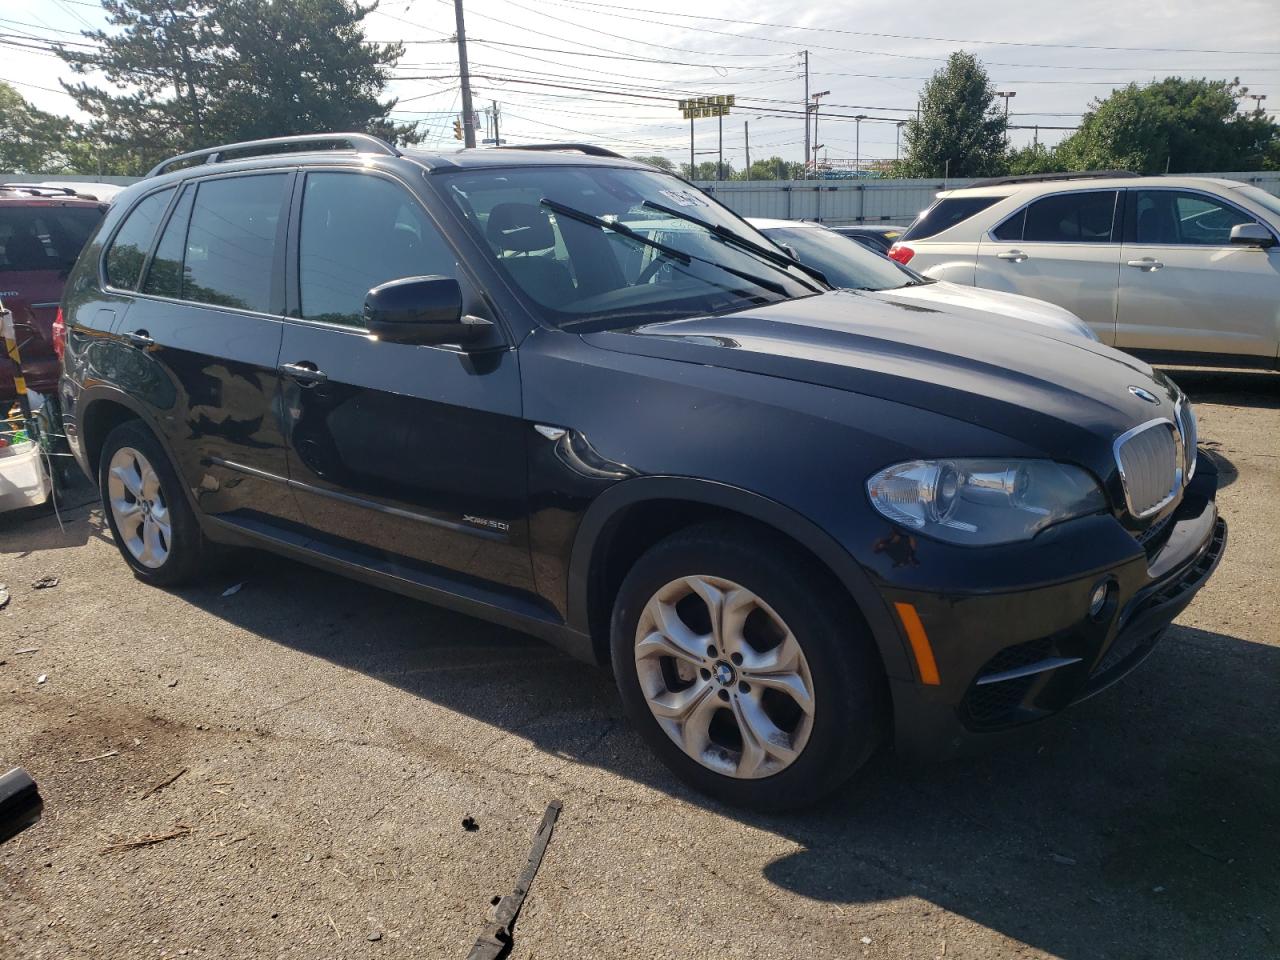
1,184,107,401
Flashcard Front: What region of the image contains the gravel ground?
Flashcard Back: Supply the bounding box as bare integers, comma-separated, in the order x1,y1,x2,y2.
1,369,1277,960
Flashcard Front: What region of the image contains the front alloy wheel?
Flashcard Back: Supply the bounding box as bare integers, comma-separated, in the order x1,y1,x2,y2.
635,575,816,779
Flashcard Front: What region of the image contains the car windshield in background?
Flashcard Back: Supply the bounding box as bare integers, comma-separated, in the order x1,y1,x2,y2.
1233,184,1280,220
900,195,1004,242
0,205,103,273
761,225,922,291
439,166,820,330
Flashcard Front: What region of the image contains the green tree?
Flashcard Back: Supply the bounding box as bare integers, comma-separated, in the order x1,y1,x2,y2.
1054,78,1279,174
731,156,806,181
630,155,676,171
898,51,1008,178
680,160,736,180
59,0,415,174
0,82,74,173
1005,142,1066,175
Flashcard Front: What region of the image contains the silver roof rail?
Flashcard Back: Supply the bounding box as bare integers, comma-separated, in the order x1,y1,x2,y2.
146,133,400,178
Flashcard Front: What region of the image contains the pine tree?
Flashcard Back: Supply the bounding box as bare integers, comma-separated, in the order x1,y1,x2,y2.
898,52,1008,179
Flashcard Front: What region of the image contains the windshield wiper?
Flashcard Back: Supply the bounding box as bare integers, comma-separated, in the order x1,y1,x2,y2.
641,200,829,291
540,198,789,296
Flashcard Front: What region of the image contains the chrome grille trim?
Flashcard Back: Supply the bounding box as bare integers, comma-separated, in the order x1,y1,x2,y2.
1175,397,1198,481
1114,418,1183,519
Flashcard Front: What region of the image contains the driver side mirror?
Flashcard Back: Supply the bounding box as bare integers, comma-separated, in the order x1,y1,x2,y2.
363,276,494,346
1229,223,1276,248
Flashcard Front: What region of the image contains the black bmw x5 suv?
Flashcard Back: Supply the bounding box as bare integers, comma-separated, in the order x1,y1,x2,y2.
60,134,1225,809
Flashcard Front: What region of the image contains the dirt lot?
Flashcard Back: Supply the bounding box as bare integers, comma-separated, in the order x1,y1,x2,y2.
1,369,1277,960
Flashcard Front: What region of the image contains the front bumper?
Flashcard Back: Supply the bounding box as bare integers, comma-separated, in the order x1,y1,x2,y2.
881,451,1225,762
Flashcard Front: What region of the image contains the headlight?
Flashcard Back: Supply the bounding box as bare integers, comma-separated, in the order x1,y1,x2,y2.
866,458,1106,546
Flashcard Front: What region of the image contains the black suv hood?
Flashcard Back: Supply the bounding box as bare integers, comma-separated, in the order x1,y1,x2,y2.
582,290,1180,460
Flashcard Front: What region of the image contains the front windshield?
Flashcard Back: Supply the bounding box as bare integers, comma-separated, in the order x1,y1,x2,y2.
438,166,821,330
1232,184,1280,221
761,225,921,291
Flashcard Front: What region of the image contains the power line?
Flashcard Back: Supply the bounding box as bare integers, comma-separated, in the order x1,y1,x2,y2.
548,0,1280,57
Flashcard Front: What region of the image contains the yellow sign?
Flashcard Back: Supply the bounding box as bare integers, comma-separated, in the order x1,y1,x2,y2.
678,95,734,119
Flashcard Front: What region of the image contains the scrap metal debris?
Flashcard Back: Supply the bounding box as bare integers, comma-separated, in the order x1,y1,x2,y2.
0,584,8,609
31,576,59,590
465,800,562,960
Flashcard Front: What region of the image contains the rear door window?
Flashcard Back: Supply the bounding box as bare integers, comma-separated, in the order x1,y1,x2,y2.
1021,191,1118,243
0,206,104,274
104,188,174,288
901,196,1004,242
181,174,289,313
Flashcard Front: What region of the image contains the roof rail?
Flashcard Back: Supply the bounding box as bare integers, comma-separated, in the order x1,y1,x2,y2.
498,143,626,159
966,170,1141,188
146,133,401,178
0,183,80,197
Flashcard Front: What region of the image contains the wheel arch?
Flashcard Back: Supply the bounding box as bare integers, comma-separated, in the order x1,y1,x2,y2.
566,477,910,680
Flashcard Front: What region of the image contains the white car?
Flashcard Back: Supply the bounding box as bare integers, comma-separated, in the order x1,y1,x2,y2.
747,217,1098,340
888,174,1280,368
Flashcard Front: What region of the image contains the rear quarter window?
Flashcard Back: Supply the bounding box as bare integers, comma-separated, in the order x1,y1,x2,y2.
901,195,1004,242
104,188,175,289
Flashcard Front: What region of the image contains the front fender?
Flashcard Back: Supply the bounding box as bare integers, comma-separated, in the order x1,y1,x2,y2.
565,475,911,680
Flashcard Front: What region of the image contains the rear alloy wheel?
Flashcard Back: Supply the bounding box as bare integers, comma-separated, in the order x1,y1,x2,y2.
634,575,815,780
106,446,172,569
612,522,883,810
98,419,210,586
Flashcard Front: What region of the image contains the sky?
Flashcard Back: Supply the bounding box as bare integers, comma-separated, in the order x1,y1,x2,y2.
2,0,1278,169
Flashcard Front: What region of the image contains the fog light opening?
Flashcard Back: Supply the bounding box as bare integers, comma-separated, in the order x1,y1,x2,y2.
1089,581,1113,620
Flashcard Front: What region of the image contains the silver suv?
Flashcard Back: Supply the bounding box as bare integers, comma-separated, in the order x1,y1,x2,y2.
889,173,1280,369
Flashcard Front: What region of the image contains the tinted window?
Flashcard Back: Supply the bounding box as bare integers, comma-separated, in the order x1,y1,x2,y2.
1128,189,1260,246
1023,191,1116,243
0,206,104,274
104,188,173,288
141,186,195,299
990,208,1025,241
900,196,1003,242
298,172,458,327
182,175,288,312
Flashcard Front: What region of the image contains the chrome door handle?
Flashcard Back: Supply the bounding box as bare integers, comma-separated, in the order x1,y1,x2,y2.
121,329,154,348
278,361,328,385
996,250,1029,262
1126,258,1164,270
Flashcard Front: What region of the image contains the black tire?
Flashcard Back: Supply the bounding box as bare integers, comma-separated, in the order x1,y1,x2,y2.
98,419,210,587
610,521,885,811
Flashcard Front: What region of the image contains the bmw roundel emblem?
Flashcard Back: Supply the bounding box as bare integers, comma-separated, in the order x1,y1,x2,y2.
1128,385,1160,405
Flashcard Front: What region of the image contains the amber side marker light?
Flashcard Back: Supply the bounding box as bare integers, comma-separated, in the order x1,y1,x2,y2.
894,601,941,686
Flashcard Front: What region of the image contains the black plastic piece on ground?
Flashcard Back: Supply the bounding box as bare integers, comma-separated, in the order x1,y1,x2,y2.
0,768,42,844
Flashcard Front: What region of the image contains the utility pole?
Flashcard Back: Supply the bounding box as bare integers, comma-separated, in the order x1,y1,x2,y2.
744,120,751,181
802,50,810,178
810,90,829,173
453,0,476,148
491,100,500,145
895,120,905,161
717,110,723,180
855,114,866,176
689,116,695,179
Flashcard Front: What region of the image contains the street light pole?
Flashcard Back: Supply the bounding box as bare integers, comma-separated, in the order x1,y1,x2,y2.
802,50,810,177
854,114,867,176
995,90,1016,146
895,120,905,161
1248,93,1267,114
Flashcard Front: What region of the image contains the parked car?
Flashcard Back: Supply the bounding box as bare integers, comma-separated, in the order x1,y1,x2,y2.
1,184,107,402
889,172,1280,368
749,217,1098,340
61,135,1225,809
830,224,902,255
